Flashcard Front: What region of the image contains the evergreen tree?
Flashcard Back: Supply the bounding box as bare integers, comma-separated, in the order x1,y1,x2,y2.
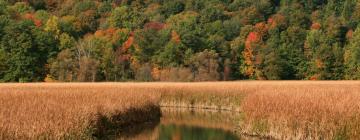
345,26,360,79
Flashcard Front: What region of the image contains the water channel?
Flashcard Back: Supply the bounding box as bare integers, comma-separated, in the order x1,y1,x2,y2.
120,108,246,140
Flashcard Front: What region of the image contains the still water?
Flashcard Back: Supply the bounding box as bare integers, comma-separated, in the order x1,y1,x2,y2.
122,108,243,140
156,123,239,140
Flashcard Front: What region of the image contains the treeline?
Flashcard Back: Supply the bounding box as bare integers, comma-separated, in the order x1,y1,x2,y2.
0,0,360,82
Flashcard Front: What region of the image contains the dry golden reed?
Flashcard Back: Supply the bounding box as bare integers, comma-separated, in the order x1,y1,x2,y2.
0,83,161,139
0,81,359,139
240,81,360,139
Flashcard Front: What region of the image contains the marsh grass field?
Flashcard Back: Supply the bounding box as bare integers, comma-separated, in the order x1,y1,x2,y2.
1,81,360,139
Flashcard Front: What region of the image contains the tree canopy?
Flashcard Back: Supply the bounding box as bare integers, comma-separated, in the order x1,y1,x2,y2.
0,0,359,82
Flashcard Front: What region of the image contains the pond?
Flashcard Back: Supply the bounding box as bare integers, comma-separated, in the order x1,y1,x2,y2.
121,108,244,140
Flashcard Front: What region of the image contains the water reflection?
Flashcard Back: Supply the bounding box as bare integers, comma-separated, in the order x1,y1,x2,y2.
158,124,239,140
120,108,242,140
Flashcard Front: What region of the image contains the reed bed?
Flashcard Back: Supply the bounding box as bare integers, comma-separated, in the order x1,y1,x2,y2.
240,81,360,139
0,83,161,139
0,81,359,139
160,108,241,131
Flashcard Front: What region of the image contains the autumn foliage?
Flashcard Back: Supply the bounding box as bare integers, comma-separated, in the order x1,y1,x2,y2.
23,13,42,27
311,22,321,30
267,14,286,29
243,22,269,78
171,30,181,44
144,22,166,31
1,0,360,82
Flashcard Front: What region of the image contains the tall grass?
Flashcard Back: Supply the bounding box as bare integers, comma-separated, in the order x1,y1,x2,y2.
0,81,359,139
0,83,161,139
240,81,360,139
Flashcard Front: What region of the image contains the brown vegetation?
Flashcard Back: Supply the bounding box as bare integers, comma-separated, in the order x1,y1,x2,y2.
0,81,359,139
156,81,360,139
160,108,240,131
240,81,360,139
0,83,161,139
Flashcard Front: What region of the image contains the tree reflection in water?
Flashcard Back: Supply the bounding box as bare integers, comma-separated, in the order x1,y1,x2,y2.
119,108,243,140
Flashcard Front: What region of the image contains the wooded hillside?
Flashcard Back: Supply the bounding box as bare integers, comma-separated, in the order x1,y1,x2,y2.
0,0,359,82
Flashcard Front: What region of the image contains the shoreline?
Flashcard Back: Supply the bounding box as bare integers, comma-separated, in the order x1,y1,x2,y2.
1,82,359,139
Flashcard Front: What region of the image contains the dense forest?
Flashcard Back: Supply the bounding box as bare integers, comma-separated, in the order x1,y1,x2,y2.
0,0,359,82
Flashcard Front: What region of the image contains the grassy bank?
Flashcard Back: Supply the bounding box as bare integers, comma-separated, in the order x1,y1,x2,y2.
0,83,161,139
1,82,360,139
240,81,360,139
156,81,360,139
157,82,248,111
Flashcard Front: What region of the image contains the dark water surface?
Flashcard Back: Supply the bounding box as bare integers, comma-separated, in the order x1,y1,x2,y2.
121,108,242,140
156,123,239,140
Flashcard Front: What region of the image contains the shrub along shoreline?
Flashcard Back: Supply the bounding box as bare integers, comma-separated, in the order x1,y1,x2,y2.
1,82,360,139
